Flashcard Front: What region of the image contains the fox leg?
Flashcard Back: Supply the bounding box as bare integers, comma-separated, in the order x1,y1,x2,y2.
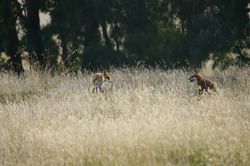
199,89,203,95
92,86,98,93
205,88,211,95
92,86,96,93
209,85,217,93
99,87,104,93
213,87,218,94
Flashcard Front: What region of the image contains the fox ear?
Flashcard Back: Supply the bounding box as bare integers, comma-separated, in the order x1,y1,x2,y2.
104,70,110,74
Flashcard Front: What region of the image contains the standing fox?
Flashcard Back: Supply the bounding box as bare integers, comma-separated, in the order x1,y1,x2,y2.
92,71,112,93
189,71,217,95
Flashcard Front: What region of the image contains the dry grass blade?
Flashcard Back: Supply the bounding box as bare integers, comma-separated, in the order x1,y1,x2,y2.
0,67,249,165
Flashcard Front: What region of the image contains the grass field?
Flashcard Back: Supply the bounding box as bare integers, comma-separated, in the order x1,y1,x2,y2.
0,67,249,165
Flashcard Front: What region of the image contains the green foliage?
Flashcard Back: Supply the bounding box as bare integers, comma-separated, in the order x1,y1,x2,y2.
0,0,249,72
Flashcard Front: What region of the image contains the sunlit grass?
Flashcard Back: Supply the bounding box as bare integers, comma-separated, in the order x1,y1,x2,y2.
0,67,249,165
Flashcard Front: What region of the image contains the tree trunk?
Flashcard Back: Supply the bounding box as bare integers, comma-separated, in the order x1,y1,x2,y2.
180,18,185,34
84,20,99,47
3,0,24,75
101,22,112,49
61,35,69,68
26,0,46,69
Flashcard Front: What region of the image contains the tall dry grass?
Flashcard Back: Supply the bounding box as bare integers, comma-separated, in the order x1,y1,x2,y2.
0,67,249,165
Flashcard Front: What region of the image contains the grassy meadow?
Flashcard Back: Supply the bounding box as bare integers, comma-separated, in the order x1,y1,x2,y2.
0,67,249,165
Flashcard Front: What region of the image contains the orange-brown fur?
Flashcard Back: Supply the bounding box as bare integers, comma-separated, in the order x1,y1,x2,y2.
92,71,111,93
189,72,217,95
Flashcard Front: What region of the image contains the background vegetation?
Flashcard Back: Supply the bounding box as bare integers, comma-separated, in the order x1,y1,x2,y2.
0,0,249,74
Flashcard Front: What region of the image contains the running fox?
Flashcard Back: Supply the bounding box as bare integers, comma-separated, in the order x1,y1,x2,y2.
92,71,112,93
189,72,217,95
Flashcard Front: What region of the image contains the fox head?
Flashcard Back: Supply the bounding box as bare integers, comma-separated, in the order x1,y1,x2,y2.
189,71,200,82
103,71,111,81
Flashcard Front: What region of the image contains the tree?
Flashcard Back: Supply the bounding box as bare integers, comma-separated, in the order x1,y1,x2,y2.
25,0,46,69
0,0,249,71
1,0,24,75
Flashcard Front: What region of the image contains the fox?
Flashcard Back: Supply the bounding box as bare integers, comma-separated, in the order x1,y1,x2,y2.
189,71,217,95
92,71,112,93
